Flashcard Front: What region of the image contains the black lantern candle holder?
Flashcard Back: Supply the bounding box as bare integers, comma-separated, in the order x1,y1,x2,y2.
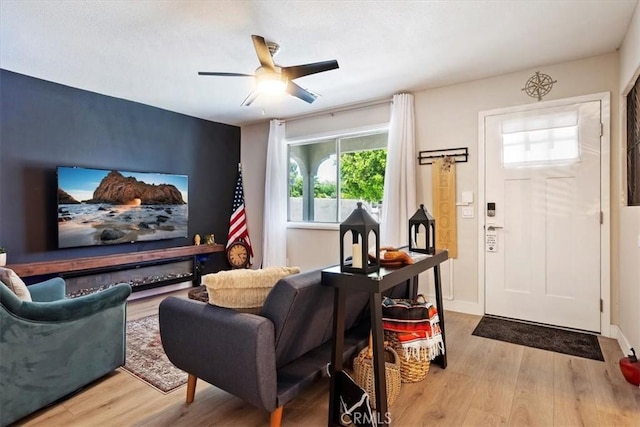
408,204,436,254
340,202,380,274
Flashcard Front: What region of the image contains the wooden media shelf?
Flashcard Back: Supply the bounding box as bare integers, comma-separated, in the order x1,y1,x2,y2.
6,244,225,278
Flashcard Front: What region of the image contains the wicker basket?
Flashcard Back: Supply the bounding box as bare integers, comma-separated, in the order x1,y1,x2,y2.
384,330,430,383
352,334,402,409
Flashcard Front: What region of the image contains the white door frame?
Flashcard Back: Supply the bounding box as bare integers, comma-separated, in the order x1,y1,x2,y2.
477,92,611,337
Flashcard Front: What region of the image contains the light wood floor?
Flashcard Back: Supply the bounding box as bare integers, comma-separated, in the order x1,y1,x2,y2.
18,290,640,427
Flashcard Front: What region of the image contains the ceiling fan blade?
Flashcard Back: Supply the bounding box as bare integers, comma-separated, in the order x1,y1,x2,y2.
198,72,254,77
241,90,259,107
251,35,275,71
282,60,339,80
286,81,317,104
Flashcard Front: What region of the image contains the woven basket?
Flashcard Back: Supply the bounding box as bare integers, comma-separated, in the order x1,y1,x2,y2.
352,334,402,409
384,330,430,383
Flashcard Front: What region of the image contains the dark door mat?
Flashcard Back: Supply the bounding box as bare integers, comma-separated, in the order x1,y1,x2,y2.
472,315,604,361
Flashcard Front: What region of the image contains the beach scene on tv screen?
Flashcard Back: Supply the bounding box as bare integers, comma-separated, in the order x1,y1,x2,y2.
57,167,188,248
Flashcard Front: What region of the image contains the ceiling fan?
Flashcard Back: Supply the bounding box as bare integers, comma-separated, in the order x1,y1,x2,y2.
198,35,339,106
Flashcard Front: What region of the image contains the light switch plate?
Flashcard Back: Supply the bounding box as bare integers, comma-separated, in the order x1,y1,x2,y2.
461,191,474,204
462,206,474,218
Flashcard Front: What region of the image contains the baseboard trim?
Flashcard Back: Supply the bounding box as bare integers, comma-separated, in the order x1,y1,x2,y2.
441,298,484,316
610,325,633,356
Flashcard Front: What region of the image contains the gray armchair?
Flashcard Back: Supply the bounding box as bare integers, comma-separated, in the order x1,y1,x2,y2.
0,275,131,426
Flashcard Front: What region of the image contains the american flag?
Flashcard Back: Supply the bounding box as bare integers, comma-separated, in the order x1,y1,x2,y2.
227,169,253,259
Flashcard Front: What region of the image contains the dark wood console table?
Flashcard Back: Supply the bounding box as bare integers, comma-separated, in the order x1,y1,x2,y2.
322,249,449,427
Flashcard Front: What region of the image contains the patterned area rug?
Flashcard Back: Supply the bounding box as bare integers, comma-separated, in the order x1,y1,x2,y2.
472,315,604,361
123,314,187,393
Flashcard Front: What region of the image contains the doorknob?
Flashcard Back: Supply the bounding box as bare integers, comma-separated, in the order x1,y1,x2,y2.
486,223,504,230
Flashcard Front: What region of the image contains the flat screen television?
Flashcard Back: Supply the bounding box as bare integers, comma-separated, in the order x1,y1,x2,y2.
57,166,188,248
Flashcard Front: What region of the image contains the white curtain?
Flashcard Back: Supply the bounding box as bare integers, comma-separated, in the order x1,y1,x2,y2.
262,119,288,267
380,93,417,247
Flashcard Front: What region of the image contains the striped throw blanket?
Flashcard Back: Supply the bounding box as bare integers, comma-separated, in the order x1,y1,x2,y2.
381,296,444,361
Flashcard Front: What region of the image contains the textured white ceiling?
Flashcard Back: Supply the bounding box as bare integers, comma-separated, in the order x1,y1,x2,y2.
1,0,637,126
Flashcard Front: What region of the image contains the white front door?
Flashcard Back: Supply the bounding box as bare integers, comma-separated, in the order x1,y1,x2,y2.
484,100,602,332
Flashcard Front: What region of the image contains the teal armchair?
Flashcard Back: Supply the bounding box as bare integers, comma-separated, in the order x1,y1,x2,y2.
0,277,131,426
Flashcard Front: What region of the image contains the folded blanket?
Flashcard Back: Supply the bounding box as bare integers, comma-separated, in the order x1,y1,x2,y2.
394,330,444,361
382,295,444,361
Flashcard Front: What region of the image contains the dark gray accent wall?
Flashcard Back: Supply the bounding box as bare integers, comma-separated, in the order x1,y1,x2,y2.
0,69,239,271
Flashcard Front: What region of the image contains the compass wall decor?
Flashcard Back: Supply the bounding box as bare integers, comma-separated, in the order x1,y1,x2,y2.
522,71,557,101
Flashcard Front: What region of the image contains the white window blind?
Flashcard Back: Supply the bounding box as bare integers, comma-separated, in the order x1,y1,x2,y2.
501,110,580,167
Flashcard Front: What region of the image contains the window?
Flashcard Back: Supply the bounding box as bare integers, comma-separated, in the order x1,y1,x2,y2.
501,110,580,167
288,130,388,223
627,76,640,206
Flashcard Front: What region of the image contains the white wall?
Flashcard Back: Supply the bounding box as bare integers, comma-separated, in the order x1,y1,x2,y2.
620,2,640,94
284,102,391,270
286,102,390,140
287,227,340,271
618,207,640,352
617,2,640,353
240,120,269,268
414,52,620,316
240,104,391,271
241,52,626,327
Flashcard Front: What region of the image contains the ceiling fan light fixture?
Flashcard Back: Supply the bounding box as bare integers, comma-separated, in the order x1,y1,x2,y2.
198,34,338,105
256,72,287,96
